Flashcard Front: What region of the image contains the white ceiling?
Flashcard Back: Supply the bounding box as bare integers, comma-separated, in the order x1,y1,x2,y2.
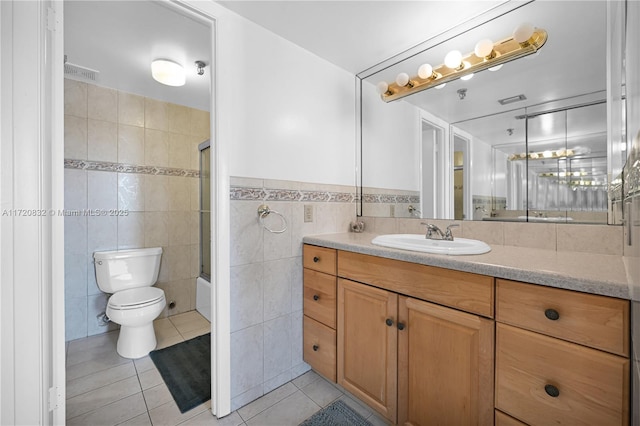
64,0,508,110
64,1,212,111
216,0,507,74
64,0,608,155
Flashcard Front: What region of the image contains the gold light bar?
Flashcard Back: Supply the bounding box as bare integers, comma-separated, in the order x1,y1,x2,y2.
379,25,548,103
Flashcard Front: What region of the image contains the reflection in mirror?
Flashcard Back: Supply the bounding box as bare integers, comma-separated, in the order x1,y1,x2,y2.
358,0,625,224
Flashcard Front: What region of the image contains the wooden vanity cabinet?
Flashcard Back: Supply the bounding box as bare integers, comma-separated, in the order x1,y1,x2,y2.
302,245,631,426
302,245,337,382
336,251,495,425
495,279,630,426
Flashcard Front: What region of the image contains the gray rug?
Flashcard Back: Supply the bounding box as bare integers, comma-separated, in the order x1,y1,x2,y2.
299,399,373,426
149,333,210,413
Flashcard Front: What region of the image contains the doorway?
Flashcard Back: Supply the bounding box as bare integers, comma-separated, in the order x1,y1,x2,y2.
62,0,227,420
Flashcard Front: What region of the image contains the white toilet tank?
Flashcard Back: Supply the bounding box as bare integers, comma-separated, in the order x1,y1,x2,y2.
94,247,163,293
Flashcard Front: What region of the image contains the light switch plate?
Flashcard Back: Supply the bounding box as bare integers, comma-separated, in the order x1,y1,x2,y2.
304,204,313,222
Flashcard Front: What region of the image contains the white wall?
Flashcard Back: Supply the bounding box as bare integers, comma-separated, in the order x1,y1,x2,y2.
214,5,356,186
361,80,420,191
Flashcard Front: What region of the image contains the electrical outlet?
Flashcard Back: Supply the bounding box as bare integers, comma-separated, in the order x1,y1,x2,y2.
304,204,314,222
390,205,395,217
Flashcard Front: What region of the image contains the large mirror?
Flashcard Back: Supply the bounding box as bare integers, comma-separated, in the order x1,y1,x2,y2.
358,0,627,224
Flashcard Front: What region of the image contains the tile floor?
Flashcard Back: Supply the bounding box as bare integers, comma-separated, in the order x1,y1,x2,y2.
65,310,390,426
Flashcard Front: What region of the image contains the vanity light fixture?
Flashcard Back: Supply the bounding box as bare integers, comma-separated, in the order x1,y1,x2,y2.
507,147,591,161
151,59,185,86
375,23,547,102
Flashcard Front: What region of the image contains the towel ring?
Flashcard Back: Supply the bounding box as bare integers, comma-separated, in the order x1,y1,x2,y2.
257,204,288,234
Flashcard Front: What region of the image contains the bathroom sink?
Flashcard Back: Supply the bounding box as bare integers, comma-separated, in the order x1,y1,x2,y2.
371,234,491,255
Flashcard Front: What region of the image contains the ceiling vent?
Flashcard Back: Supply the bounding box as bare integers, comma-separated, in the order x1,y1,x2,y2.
64,61,99,82
498,94,526,105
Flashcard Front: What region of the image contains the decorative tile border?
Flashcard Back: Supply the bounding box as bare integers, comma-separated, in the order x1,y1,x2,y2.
64,159,199,178
362,193,420,204
230,186,357,203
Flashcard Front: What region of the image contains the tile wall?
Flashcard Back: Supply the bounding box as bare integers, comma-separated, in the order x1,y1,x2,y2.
361,216,624,255
361,186,420,218
228,177,356,410
64,79,209,341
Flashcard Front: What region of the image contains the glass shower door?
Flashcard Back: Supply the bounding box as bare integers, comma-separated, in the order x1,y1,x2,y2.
199,141,211,279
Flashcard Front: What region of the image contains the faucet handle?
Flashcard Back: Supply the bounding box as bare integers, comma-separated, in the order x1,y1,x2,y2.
421,222,443,239
444,224,459,240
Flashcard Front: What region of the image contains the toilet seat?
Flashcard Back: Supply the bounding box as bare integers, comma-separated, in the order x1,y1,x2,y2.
108,287,165,310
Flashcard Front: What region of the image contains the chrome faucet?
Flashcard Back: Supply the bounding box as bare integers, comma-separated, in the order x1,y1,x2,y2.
421,223,459,241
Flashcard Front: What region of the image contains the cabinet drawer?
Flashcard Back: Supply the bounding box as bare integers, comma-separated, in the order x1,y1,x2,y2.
303,245,336,275
303,315,336,382
496,324,629,426
338,250,494,317
496,279,629,356
304,268,336,328
495,410,527,426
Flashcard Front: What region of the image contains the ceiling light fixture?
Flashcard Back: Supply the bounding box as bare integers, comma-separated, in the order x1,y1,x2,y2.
151,59,185,87
375,23,547,102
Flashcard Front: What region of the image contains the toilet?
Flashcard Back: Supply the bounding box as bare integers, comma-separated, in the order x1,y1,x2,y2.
94,247,166,359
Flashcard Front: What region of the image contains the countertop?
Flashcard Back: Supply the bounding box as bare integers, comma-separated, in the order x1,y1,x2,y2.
303,232,633,300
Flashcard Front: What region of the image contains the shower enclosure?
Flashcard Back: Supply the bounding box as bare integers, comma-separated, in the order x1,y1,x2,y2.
196,140,212,322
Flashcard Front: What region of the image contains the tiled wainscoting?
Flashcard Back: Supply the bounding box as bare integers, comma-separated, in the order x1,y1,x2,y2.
63,78,210,341
362,216,624,255
361,187,419,218
228,177,356,410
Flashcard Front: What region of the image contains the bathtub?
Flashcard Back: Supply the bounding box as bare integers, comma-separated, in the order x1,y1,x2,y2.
196,276,212,323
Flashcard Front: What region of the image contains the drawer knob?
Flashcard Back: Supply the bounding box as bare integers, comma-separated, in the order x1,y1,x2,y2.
397,323,405,331
385,318,394,327
312,344,319,351
313,294,320,301
544,384,560,397
313,256,320,263
544,308,560,321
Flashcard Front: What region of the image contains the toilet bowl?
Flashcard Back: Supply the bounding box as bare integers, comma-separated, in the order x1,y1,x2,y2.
94,248,165,359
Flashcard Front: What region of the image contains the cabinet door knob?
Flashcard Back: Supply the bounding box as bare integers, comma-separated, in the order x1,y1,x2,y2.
312,344,319,351
397,323,405,331
544,308,560,321
385,318,394,327
544,384,560,397
313,256,320,263
313,294,320,301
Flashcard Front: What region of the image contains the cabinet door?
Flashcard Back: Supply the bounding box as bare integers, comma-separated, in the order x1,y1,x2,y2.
398,296,495,426
337,278,398,423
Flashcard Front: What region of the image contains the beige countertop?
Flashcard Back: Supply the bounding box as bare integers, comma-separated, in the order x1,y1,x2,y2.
303,232,633,300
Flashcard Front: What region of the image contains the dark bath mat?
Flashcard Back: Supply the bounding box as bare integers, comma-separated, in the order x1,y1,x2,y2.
299,399,373,426
149,333,211,413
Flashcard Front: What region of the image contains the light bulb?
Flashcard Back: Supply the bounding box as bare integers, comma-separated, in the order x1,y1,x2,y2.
460,73,474,81
542,150,553,158
376,81,389,95
444,50,463,69
418,64,434,79
435,83,446,89
395,72,410,87
489,64,503,72
474,39,494,58
513,23,534,44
